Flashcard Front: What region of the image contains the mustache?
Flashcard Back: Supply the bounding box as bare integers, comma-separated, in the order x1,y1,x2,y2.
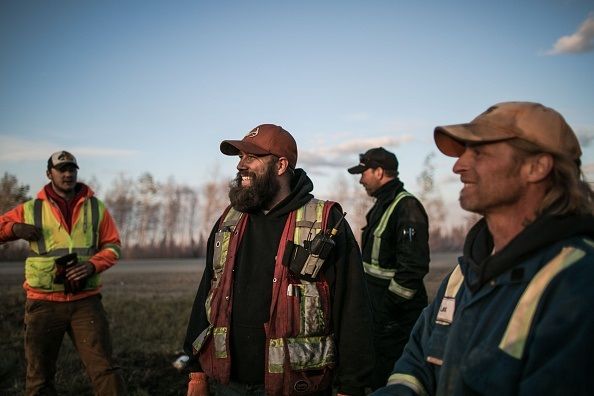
232,171,256,187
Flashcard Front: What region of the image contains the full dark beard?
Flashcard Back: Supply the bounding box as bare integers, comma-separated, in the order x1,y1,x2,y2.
229,162,280,212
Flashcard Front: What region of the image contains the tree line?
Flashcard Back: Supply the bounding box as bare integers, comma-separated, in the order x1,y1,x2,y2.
0,154,476,261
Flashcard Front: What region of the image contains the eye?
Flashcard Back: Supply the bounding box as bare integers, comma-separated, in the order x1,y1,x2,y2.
239,154,257,163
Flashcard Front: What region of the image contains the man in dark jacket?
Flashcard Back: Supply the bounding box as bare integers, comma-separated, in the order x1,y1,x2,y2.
184,124,374,395
347,147,430,390
373,102,594,395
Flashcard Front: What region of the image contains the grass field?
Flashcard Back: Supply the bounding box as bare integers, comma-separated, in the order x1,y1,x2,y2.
0,254,458,395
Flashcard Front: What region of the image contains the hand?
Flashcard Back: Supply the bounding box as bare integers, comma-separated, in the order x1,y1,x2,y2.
187,372,208,396
12,223,42,241
65,261,96,282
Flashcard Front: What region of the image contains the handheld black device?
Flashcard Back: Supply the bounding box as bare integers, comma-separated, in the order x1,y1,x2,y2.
288,212,346,281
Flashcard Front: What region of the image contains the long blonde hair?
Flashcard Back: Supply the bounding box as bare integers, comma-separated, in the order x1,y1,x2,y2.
509,139,594,216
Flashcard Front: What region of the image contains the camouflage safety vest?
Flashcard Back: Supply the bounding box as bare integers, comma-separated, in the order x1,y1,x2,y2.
193,198,338,395
23,197,105,292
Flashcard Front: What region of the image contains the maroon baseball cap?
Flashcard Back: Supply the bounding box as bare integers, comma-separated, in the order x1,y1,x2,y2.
220,124,298,168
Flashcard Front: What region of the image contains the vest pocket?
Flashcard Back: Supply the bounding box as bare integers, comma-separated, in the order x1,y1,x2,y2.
286,335,335,370
25,256,56,290
282,335,335,395
213,326,228,358
291,283,327,336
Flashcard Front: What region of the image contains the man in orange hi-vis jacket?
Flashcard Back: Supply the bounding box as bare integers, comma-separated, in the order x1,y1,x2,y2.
0,150,127,396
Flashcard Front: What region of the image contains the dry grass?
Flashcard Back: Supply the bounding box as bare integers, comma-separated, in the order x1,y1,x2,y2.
0,254,457,395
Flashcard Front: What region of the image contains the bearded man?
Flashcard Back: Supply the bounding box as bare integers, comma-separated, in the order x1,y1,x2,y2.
183,124,374,396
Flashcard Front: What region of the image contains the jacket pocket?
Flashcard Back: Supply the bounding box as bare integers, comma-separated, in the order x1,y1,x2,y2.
25,257,56,290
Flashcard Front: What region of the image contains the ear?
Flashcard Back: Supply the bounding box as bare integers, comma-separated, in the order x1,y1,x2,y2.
524,153,554,183
277,157,290,176
46,169,52,179
373,167,384,180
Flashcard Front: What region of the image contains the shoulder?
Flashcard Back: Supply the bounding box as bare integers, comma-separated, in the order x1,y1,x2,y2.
544,238,594,293
391,194,428,223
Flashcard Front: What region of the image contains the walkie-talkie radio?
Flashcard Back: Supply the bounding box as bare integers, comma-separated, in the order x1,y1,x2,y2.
288,212,346,281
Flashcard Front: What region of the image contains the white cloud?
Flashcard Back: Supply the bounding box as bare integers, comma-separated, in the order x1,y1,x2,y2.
576,127,594,147
0,135,138,162
300,135,415,169
546,14,594,55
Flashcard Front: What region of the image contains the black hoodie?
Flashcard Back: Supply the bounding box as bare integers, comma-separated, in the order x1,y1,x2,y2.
462,213,594,292
184,169,374,394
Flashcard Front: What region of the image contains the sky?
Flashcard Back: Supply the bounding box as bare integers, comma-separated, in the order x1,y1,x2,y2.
1,0,593,225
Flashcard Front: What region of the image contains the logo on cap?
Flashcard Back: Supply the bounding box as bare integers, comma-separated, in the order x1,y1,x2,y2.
57,151,75,162
245,127,259,138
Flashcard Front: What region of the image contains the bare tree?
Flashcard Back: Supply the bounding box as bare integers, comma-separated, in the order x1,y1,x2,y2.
161,177,182,250
180,186,199,248
0,172,31,213
199,166,229,240
0,173,31,260
104,174,136,247
80,175,102,196
416,153,450,250
324,174,373,246
135,173,160,247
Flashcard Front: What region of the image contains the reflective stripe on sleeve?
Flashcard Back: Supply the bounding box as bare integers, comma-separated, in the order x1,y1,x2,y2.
386,373,428,396
388,278,417,299
363,261,396,279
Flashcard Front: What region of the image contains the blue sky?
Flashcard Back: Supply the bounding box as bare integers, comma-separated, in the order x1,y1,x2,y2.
1,0,593,223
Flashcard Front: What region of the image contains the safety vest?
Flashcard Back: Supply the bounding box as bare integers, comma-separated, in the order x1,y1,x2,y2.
386,241,592,395
363,191,418,299
22,197,105,292
193,198,338,395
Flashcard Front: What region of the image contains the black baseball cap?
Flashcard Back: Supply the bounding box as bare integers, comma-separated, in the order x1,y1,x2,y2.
347,147,398,174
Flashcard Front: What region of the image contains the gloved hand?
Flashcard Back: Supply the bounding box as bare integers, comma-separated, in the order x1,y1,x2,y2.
65,261,95,281
65,262,95,293
12,223,42,241
187,372,208,396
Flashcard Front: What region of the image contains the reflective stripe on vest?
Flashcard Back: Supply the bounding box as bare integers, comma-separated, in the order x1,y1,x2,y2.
499,244,587,359
197,199,330,350
435,264,463,326
194,199,336,394
386,373,429,396
363,191,418,301
363,191,412,280
22,197,104,292
426,264,463,366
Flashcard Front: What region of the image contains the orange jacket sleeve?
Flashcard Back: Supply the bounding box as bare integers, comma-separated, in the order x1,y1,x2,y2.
0,204,26,243
88,207,122,273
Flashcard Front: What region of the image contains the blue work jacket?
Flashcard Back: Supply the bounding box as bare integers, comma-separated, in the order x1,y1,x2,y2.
374,216,594,396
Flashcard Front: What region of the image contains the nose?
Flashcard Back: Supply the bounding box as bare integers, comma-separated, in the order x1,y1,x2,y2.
452,148,470,175
237,157,248,171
